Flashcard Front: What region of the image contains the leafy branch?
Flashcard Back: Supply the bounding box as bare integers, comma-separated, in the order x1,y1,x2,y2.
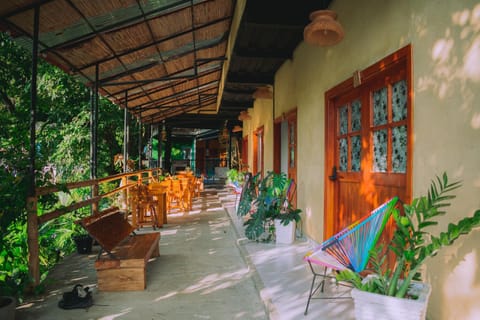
337,172,480,298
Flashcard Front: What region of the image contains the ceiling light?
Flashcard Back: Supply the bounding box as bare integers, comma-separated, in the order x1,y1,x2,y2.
304,10,344,46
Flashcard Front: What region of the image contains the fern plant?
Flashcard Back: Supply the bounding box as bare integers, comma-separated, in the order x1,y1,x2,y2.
337,172,480,298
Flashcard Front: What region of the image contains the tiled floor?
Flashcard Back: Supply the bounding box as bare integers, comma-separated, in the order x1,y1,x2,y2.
15,187,354,320
219,189,355,320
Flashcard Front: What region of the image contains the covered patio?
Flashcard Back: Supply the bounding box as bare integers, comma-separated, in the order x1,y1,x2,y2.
2,1,480,319
15,188,353,320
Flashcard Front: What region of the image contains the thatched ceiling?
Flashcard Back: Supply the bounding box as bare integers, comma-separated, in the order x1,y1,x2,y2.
0,0,332,132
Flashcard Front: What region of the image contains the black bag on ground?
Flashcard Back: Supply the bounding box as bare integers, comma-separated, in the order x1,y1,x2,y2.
58,284,93,310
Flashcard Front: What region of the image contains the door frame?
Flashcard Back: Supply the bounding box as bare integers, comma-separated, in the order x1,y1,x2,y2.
324,45,413,239
274,109,298,206
253,126,264,177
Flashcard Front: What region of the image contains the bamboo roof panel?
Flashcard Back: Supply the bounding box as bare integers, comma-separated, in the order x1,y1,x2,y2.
0,0,235,124
0,0,31,15
163,54,193,74
132,64,167,81
58,36,113,67
119,46,159,67
102,23,152,52
148,9,191,40
194,0,232,24
8,1,83,37
73,0,139,19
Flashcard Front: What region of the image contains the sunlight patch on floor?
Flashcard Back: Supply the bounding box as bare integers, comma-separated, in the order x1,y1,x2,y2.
98,308,132,320
183,268,251,295
154,291,178,302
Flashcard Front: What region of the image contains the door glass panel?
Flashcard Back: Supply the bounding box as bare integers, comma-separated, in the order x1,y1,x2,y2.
351,135,361,171
339,138,347,171
373,87,388,126
290,148,295,168
290,123,295,143
339,105,348,135
392,80,407,122
373,129,387,172
351,100,362,132
392,125,407,173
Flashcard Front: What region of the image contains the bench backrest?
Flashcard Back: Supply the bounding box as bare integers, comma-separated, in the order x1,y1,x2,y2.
78,207,135,253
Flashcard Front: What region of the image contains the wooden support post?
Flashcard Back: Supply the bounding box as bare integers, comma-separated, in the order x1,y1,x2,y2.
138,119,143,170
123,91,129,172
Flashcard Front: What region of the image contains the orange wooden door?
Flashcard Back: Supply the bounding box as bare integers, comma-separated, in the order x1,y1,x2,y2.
286,111,297,207
324,46,412,241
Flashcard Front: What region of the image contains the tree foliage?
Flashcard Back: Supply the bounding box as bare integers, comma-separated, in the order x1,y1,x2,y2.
0,31,129,298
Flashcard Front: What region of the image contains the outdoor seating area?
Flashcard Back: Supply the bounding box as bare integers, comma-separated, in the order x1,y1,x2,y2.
127,173,204,229
14,187,355,320
2,1,479,319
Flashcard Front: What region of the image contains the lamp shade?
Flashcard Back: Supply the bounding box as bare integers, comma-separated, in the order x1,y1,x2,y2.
304,10,344,46
253,87,272,99
238,111,252,121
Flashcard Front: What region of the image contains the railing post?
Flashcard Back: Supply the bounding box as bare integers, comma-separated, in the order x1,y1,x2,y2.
122,175,128,212
92,180,99,215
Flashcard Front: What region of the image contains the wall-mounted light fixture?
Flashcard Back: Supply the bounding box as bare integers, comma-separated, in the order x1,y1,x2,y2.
238,110,252,121
253,86,273,99
232,125,242,133
304,10,344,46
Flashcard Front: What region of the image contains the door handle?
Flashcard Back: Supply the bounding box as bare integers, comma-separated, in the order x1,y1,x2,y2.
329,166,338,181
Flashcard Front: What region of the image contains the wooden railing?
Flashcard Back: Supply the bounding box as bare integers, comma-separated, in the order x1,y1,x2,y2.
26,168,163,286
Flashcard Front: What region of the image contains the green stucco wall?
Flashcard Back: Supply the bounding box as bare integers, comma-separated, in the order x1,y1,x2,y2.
244,0,480,319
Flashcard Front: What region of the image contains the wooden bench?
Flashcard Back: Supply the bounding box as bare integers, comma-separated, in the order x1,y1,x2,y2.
77,207,160,291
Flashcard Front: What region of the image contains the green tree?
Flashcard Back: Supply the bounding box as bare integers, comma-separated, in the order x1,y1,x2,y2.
0,31,126,298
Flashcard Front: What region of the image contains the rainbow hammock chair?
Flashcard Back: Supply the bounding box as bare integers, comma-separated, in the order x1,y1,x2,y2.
303,197,398,315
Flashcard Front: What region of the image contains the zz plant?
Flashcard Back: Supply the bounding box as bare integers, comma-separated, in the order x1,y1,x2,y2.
337,172,480,298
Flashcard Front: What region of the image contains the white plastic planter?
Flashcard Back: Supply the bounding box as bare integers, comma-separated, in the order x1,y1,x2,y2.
274,219,296,244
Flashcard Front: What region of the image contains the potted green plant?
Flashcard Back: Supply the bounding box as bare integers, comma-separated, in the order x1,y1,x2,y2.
238,171,301,243
71,213,93,254
73,232,93,254
336,172,480,319
226,168,245,186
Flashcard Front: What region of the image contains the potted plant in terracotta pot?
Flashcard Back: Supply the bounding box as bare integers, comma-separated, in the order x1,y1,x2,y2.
336,172,480,320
